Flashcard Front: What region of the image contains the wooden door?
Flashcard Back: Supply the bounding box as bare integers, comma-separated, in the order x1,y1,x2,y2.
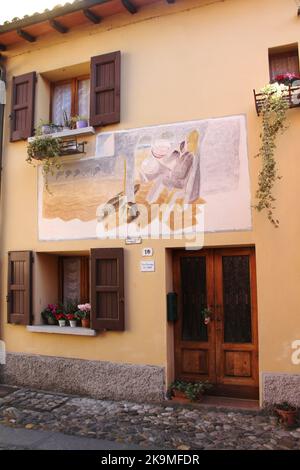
173,247,258,399
174,250,216,384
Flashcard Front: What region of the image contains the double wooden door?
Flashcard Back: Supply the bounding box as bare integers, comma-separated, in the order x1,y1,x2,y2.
173,247,258,399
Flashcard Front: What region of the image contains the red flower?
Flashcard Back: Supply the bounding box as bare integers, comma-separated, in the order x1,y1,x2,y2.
55,313,65,320
66,313,75,321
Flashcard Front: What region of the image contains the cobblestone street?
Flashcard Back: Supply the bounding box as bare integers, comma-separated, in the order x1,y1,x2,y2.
0,385,300,450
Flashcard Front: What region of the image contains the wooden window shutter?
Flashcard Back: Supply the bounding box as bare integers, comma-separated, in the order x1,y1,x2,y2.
90,51,120,127
10,72,36,142
7,251,33,325
91,248,124,331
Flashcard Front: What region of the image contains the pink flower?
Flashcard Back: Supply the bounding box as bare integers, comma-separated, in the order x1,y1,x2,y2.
77,303,91,312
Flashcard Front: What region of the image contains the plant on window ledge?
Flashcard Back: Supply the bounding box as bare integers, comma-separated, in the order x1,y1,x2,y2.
72,115,89,129
273,73,300,86
76,303,91,328
26,134,63,192
254,83,289,227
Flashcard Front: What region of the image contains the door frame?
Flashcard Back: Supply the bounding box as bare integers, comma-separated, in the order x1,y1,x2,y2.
172,246,259,399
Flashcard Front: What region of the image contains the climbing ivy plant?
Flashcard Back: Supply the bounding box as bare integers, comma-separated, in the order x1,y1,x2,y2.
255,83,289,227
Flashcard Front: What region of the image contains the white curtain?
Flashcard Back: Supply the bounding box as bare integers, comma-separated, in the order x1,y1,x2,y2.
78,78,90,120
52,83,72,126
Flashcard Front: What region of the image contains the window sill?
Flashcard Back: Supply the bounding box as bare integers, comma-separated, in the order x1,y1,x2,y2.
27,126,95,142
27,325,97,336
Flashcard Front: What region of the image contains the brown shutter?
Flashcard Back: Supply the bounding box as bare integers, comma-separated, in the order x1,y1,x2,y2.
10,72,36,142
91,248,124,331
90,51,120,127
7,251,32,325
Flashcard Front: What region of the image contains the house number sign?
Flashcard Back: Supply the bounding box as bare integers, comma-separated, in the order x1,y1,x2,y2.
142,247,153,257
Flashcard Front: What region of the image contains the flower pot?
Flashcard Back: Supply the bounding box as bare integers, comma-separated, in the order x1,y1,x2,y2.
171,390,190,404
171,389,205,404
76,120,88,129
275,408,297,427
47,317,56,325
58,320,66,327
81,318,90,328
69,320,77,328
41,125,52,135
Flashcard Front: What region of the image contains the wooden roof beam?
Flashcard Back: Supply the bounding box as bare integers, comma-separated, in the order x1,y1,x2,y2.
121,0,138,14
83,8,102,24
49,19,69,34
17,29,36,43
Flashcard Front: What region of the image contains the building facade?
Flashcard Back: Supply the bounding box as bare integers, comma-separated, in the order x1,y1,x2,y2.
0,0,300,405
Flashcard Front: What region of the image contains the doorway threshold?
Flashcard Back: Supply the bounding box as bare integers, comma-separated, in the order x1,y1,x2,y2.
200,395,259,410
168,395,260,411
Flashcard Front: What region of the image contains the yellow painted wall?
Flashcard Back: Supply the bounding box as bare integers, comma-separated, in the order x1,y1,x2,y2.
1,0,300,393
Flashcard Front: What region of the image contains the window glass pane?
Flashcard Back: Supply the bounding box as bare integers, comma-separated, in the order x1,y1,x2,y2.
78,78,90,120
180,257,208,342
62,257,81,304
52,83,72,126
222,255,252,344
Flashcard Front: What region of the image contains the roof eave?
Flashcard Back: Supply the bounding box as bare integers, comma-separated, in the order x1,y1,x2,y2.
0,0,110,35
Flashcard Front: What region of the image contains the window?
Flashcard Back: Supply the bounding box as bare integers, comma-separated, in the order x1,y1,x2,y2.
269,44,300,82
51,76,90,126
59,256,90,305
10,51,121,141
7,249,125,331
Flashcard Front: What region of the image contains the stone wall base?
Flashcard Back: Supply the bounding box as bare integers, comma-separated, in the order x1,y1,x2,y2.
262,373,300,407
0,353,165,403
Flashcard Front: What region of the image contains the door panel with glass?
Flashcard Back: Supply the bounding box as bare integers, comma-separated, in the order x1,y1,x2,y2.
173,247,258,399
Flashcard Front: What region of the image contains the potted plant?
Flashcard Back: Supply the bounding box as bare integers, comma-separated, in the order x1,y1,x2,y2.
76,303,91,328
274,72,300,86
64,300,79,327
41,304,59,325
26,135,63,192
254,82,289,227
55,312,66,327
201,307,212,325
38,120,53,135
168,380,213,403
274,402,298,427
73,115,89,129
66,313,77,327
63,110,75,130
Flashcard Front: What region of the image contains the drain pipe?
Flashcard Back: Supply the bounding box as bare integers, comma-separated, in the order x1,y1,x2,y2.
0,58,6,352
0,58,6,197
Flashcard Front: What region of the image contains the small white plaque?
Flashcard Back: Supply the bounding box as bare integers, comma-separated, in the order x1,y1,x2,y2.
142,247,153,257
140,260,155,272
125,237,142,245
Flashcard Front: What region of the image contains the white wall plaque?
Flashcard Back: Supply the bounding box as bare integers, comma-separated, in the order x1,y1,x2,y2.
142,247,153,257
140,260,155,272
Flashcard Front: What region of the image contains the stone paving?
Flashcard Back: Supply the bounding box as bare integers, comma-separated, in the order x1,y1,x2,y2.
0,386,300,450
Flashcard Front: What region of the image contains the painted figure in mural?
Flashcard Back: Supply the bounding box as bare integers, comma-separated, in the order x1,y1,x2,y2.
139,130,200,205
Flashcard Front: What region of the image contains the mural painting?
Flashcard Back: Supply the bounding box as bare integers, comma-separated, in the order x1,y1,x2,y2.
38,115,251,240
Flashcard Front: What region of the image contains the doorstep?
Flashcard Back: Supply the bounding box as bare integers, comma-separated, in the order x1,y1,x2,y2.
26,325,96,336
168,395,260,412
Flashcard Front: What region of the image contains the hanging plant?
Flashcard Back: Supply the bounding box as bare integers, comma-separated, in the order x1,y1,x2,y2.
254,83,289,227
26,135,63,192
